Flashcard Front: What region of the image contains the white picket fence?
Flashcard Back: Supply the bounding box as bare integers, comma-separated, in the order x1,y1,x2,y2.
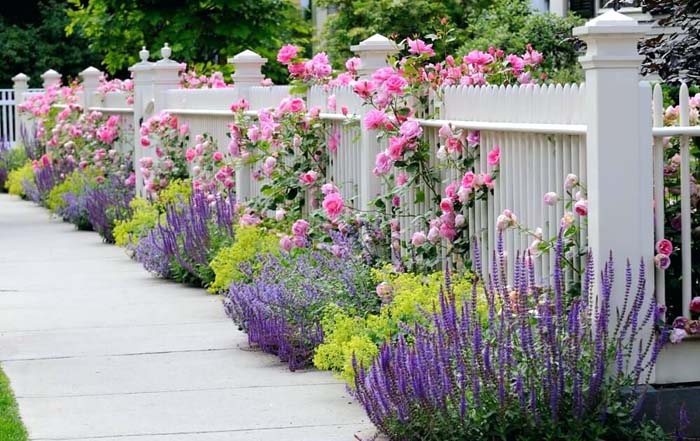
0,87,44,145
11,10,699,384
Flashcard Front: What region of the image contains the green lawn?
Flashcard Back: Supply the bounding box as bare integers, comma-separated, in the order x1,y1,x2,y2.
0,366,27,441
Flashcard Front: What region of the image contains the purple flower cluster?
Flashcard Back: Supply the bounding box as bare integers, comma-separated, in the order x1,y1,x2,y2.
59,190,91,230
135,190,236,285
352,233,667,440
223,251,374,371
84,176,134,243
135,228,171,278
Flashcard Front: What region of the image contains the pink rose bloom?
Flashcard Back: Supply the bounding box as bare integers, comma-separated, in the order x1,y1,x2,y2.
427,226,440,243
140,136,151,147
463,50,494,66
321,183,339,195
289,98,305,113
654,253,671,270
345,57,361,73
396,173,408,186
387,136,404,160
446,137,462,154
690,296,700,314
544,192,559,206
364,109,388,130
292,219,310,237
406,38,435,56
411,231,427,246
323,192,345,220
438,123,453,139
561,212,574,228
179,124,189,136
462,171,476,189
467,130,480,146
185,148,196,162
299,170,318,185
327,94,336,111
574,199,588,216
384,75,408,95
275,209,286,221
212,151,224,162
455,214,466,228
139,157,154,168
277,44,299,64
279,235,294,252
506,54,525,74
373,151,393,176
656,239,673,256
372,67,395,83
440,198,454,214
352,80,376,99
484,174,495,189
328,130,340,153
288,62,306,77
445,182,459,200
263,156,277,177
399,120,422,139
565,173,578,190
239,214,261,226
487,145,500,166
439,223,456,241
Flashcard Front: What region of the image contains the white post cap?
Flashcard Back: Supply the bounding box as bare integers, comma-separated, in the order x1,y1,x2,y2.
350,34,400,78
41,69,62,88
229,49,267,87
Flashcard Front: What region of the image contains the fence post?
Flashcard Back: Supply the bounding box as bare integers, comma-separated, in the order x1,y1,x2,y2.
573,11,654,371
79,66,102,110
41,69,61,88
151,43,181,113
229,49,267,201
350,34,399,210
11,73,29,147
129,47,155,193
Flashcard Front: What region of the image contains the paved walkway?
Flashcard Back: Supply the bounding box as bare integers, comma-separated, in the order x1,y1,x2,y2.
0,194,371,441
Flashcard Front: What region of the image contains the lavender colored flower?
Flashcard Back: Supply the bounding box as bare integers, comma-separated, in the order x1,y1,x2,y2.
223,250,374,371
352,230,666,440
84,176,134,243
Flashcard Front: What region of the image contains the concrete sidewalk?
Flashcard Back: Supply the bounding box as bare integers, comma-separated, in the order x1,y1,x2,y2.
0,194,371,440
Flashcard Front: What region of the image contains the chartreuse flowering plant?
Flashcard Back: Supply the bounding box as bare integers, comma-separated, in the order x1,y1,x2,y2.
313,267,484,384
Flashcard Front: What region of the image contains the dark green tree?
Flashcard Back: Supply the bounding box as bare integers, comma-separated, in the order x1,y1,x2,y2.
66,0,312,83
0,0,99,87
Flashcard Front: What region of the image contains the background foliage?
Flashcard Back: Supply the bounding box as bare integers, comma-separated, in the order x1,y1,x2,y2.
66,0,312,83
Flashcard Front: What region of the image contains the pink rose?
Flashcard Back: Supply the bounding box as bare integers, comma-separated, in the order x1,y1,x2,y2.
289,98,305,113
387,136,404,160
574,199,588,216
364,110,388,130
654,253,671,270
140,136,151,147
322,192,345,220
690,296,700,314
373,151,393,176
411,231,427,246
656,239,673,256
399,120,422,139
275,209,286,221
565,173,578,190
543,192,558,206
185,148,196,162
328,130,340,153
179,124,189,136
406,38,435,56
427,226,440,243
396,173,408,186
321,183,339,195
139,157,154,168
280,235,294,252
352,80,376,99
292,219,310,237
439,223,456,241
345,57,361,73
487,145,500,166
277,44,299,64
384,75,408,95
440,198,454,214
462,171,476,189
438,124,453,139
299,170,318,185
213,151,224,162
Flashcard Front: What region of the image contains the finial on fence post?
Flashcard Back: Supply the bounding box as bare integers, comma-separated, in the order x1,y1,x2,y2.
229,50,267,88
129,46,157,194
11,73,30,147
350,34,399,79
80,66,103,109
40,69,62,88
573,10,654,376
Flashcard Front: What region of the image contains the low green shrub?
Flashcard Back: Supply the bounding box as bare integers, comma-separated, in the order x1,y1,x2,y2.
313,268,484,383
5,161,33,197
208,225,281,293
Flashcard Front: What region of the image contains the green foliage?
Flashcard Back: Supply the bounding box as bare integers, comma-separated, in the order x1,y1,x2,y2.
113,197,159,247
112,178,191,248
0,0,99,88
66,0,311,83
0,148,28,174
313,268,484,383
0,366,28,441
208,225,281,293
5,161,33,197
458,0,585,82
317,0,492,64
46,168,92,212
